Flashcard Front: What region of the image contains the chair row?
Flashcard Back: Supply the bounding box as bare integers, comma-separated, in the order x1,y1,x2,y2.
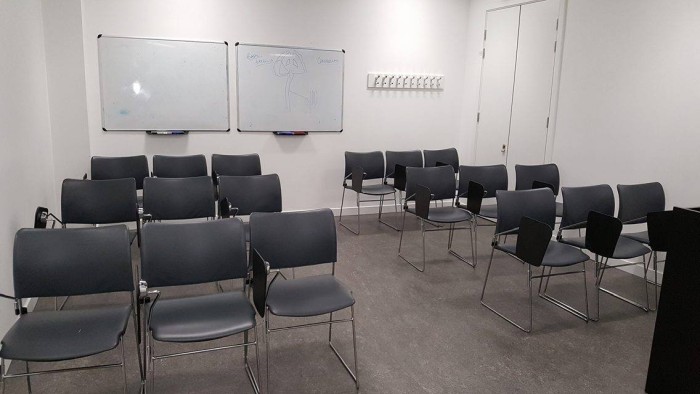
90,153,263,189
50,173,281,247
339,149,565,234
1,209,358,393
394,168,665,332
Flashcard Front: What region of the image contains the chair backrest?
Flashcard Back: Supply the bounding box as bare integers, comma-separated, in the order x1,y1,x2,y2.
585,211,622,258
250,209,336,270
647,210,674,252
495,188,556,234
464,181,485,214
617,182,665,224
385,150,423,178
344,151,385,181
211,154,262,178
61,178,138,225
560,184,615,229
140,219,248,287
13,226,133,298
143,176,215,220
458,164,508,199
152,154,207,178
91,155,149,190
423,148,459,173
218,174,282,215
515,217,552,267
515,163,560,195
405,166,456,201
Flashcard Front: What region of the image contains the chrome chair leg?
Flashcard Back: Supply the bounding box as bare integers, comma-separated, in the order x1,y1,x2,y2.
447,221,476,268
378,191,401,231
121,339,127,394
328,308,359,388
595,255,650,321
351,305,360,390
399,211,428,272
265,309,271,394
480,247,533,332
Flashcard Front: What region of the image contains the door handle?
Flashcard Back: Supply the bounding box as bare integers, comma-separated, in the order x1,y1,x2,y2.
501,144,507,153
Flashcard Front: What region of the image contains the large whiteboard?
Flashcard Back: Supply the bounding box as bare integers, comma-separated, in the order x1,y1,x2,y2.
236,43,344,132
98,36,230,131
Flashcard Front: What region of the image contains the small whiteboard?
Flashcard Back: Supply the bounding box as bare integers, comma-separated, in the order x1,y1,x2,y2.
236,43,344,132
98,35,230,131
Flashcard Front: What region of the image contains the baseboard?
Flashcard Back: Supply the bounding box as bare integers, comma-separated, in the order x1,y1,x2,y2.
329,203,399,217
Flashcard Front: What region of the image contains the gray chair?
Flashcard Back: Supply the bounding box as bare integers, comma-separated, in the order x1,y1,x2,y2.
514,163,564,217
211,153,262,180
399,165,475,272
142,176,215,221
91,155,149,208
557,185,652,319
456,164,508,263
423,148,459,173
385,150,423,205
152,154,207,178
61,178,140,245
480,189,589,332
340,151,397,234
618,182,666,309
0,226,138,392
584,211,651,320
140,219,259,393
218,174,282,241
91,155,149,190
250,209,358,393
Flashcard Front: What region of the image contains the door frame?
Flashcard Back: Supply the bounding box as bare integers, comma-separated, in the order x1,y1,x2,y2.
472,0,568,164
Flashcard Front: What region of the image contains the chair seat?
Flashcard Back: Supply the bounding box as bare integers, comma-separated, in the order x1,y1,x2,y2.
556,202,564,217
346,184,395,196
407,207,472,223
622,230,649,244
557,236,650,259
0,305,131,362
150,292,255,343
559,236,586,249
478,204,498,220
496,241,589,267
267,275,354,317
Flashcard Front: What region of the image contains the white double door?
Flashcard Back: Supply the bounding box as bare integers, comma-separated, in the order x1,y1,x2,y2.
475,0,559,176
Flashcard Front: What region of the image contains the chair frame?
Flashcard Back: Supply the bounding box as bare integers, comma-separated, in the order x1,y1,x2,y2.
584,212,651,321
141,279,261,393
398,184,476,272
252,249,359,393
480,190,590,332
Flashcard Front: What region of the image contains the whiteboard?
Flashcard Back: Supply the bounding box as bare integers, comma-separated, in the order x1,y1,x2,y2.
236,43,344,132
98,35,230,131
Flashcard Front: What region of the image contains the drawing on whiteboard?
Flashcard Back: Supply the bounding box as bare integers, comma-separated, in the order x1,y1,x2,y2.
273,50,317,111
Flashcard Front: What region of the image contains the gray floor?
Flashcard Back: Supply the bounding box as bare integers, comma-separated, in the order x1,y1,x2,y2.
5,213,658,393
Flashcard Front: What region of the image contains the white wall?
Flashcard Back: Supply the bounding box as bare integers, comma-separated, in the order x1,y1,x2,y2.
0,0,56,335
42,0,92,202
553,0,700,208
80,0,471,212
